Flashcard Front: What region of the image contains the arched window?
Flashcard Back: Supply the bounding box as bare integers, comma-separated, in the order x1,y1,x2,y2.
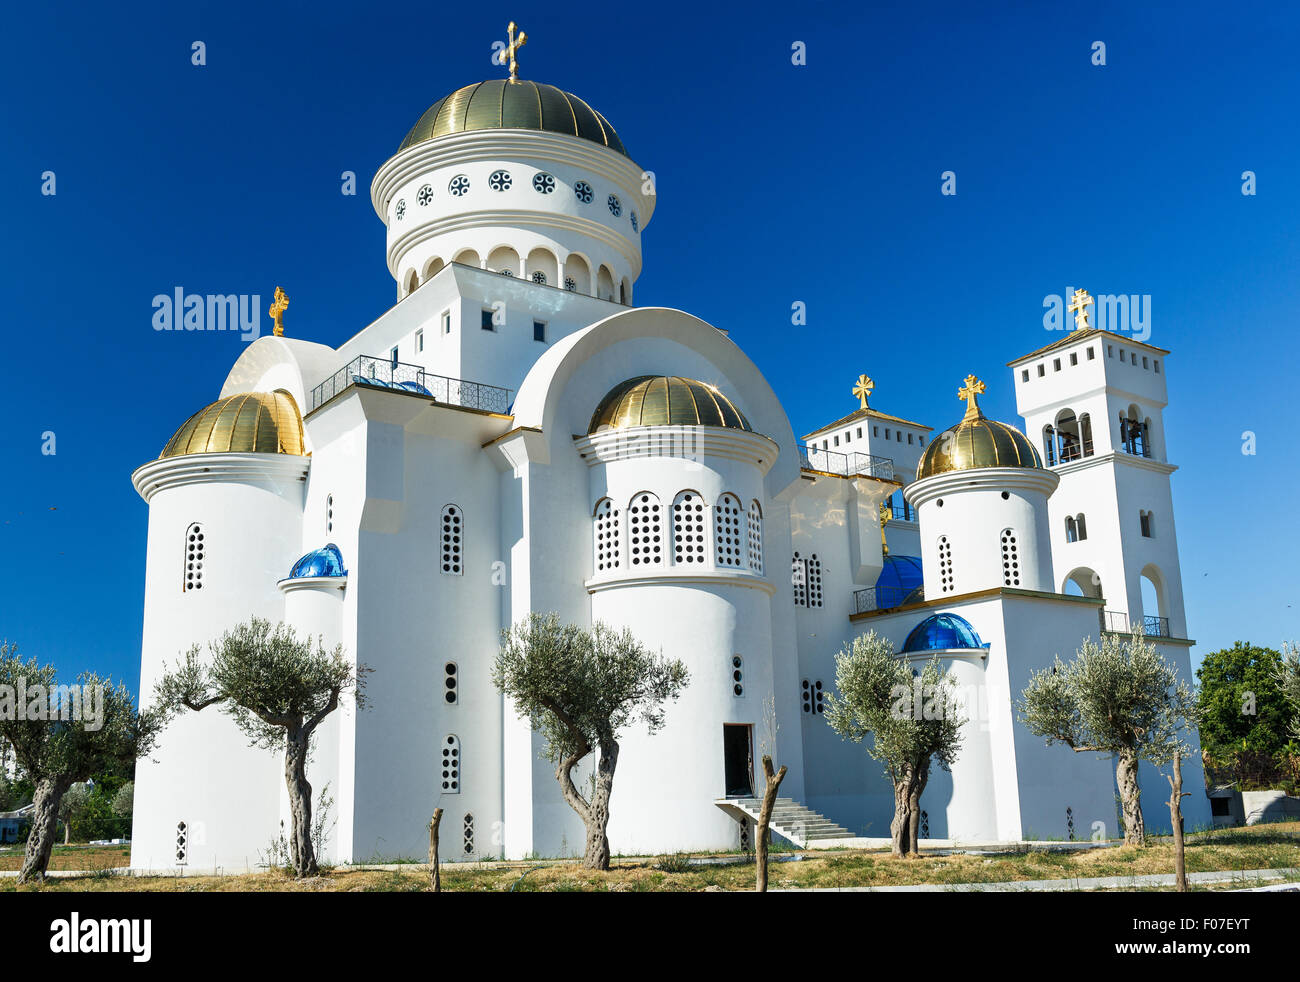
1000,528,1020,586
715,493,743,567
1065,516,1078,543
1042,425,1056,466
628,492,663,566
747,500,764,574
462,813,475,856
593,498,620,572
1079,414,1094,458
791,552,807,606
937,536,953,593
672,491,706,565
1076,513,1088,540
1055,410,1081,462
183,522,205,592
440,735,460,793
440,505,463,575
1140,510,1154,537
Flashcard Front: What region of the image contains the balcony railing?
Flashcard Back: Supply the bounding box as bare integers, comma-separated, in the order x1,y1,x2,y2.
309,356,513,415
1100,609,1171,638
799,445,894,481
852,586,917,615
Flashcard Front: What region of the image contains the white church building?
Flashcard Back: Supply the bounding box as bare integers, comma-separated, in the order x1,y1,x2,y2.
129,63,1210,869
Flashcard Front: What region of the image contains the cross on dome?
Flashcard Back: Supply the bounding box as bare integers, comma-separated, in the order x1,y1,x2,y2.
1068,288,1093,330
269,286,289,338
958,374,986,420
852,374,874,410
502,21,527,82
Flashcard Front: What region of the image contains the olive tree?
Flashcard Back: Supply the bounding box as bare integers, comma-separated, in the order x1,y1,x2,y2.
824,630,965,857
1277,642,1300,739
493,613,689,870
153,618,367,877
1019,629,1196,846
0,642,163,883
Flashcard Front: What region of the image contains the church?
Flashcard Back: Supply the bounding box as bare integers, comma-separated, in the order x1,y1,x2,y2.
129,37,1210,868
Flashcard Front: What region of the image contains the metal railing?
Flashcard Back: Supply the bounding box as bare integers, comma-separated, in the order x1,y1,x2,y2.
1100,610,1171,638
853,586,917,615
799,445,894,481
309,356,512,414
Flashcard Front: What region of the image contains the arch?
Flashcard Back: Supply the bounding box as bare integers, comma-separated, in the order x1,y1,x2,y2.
487,245,521,276
1061,566,1102,599
1042,424,1056,466
593,497,620,572
402,268,419,296
563,253,591,294
452,248,481,269
1139,563,1167,632
672,490,707,565
620,276,633,306
1054,409,1082,463
1139,509,1154,537
525,247,559,287
714,492,743,568
596,264,616,302
627,491,663,566
1078,413,1094,457
1076,513,1087,540
1065,515,1078,543
421,256,445,281
747,500,763,574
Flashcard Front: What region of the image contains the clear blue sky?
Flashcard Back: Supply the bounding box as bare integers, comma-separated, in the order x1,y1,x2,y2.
1,0,1296,689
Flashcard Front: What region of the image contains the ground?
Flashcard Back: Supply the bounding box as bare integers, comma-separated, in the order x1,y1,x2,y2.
2,822,1298,891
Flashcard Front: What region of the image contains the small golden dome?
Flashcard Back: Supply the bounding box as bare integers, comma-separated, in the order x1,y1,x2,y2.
588,376,751,434
915,375,1041,480
160,391,306,459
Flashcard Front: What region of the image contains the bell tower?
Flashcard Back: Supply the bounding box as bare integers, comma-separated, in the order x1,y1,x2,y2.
1008,289,1188,640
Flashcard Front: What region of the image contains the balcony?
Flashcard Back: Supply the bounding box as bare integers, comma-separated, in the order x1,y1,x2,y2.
309,356,512,415
852,585,918,615
799,444,894,481
1100,609,1171,638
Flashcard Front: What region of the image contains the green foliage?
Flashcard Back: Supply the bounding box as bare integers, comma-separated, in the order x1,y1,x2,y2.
1196,642,1291,755
110,781,134,819
1019,630,1197,764
69,784,131,841
0,642,164,792
153,618,367,749
0,772,26,812
824,630,965,780
493,613,689,761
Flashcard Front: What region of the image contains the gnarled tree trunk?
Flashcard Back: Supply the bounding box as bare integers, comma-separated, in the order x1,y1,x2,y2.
19,776,71,884
907,766,930,856
585,739,619,870
284,726,317,876
889,767,915,857
1116,752,1145,846
756,754,787,892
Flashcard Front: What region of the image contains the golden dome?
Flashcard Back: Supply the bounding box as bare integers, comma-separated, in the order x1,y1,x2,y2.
160,391,306,459
399,80,628,157
588,376,751,434
915,375,1042,480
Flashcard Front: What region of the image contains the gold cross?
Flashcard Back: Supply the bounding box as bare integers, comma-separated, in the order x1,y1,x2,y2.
269,286,289,337
502,21,527,82
878,501,891,556
851,374,874,410
957,374,986,420
1067,288,1093,330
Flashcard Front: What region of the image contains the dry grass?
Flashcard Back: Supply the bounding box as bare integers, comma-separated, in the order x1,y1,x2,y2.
4,822,1297,893
0,843,131,873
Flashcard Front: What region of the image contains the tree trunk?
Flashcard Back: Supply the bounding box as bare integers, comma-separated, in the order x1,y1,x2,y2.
428,809,443,893
64,820,70,846
1116,752,1145,846
1167,750,1188,892
756,754,787,893
283,727,317,876
584,739,619,870
889,769,913,858
907,766,930,857
19,777,71,884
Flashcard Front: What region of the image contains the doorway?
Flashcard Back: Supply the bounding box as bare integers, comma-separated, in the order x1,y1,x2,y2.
723,724,755,798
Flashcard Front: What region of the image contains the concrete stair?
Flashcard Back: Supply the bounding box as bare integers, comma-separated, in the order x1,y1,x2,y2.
715,797,851,848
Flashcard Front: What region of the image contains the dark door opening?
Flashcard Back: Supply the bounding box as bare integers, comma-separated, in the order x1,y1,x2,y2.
723,724,754,798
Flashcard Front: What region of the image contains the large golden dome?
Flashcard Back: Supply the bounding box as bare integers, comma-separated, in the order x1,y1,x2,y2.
399,80,628,157
916,375,1041,480
588,376,751,434
160,391,306,459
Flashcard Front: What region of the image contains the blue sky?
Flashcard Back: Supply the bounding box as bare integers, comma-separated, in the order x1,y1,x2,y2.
1,0,1296,688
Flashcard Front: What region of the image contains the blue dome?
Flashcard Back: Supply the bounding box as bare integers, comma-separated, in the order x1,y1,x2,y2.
288,543,347,579
902,613,984,652
875,555,924,609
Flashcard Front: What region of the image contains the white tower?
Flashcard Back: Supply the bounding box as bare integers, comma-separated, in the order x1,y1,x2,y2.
905,375,1059,599
1009,297,1187,639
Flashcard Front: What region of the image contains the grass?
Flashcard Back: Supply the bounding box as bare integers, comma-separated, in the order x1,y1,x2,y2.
0,843,131,873
3,822,1298,892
